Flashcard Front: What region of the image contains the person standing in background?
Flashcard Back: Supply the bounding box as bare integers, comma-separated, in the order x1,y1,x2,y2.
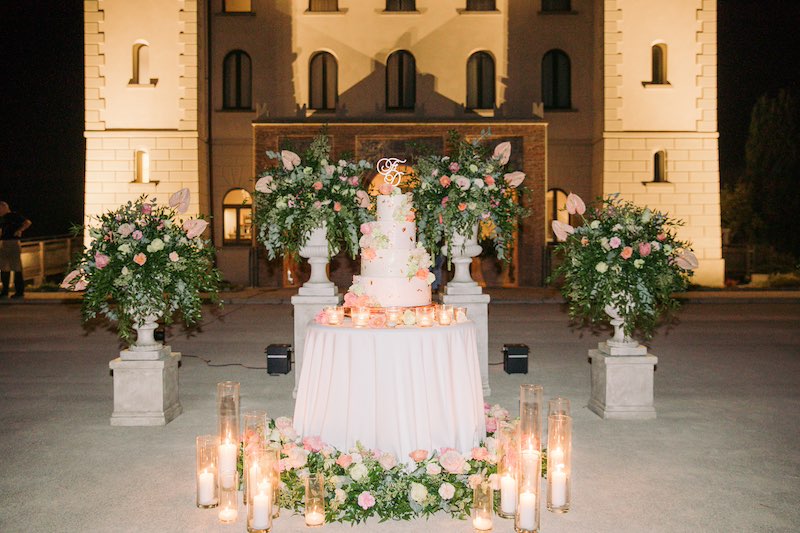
0,201,32,299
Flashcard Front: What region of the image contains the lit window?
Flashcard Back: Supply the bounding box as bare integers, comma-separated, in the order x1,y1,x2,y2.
542,49,571,109
651,44,668,84
542,0,570,11
386,51,416,110
309,52,337,110
223,189,253,245
223,0,251,12
546,188,569,243
309,0,338,12
134,150,150,183
467,52,495,110
130,41,155,85
386,0,415,10
223,50,252,110
466,0,496,10
653,151,667,182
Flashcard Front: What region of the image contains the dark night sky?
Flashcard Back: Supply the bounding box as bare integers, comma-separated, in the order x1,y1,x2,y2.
1,0,798,238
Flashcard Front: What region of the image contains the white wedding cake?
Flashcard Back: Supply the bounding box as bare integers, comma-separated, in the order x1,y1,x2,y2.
346,190,433,308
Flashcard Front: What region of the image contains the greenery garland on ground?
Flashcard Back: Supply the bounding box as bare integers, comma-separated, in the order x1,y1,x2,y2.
60,191,220,342
253,135,373,260
549,193,699,338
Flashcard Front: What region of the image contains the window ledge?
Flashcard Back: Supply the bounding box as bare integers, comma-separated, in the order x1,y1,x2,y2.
218,108,255,113
306,108,337,116
386,108,416,113
456,9,501,15
130,180,160,185
128,80,158,88
379,9,424,14
538,10,579,15
642,180,674,188
642,81,672,88
304,8,348,15
543,107,578,113
216,11,256,16
467,108,496,117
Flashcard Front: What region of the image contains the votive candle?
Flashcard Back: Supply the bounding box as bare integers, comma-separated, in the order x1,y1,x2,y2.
518,491,537,530
500,473,517,515
218,438,238,490
352,307,370,328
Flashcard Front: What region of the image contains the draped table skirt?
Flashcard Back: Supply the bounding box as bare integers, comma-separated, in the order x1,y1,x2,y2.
293,320,486,461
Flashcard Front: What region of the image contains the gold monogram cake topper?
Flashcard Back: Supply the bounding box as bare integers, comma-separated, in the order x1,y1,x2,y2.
376,157,407,186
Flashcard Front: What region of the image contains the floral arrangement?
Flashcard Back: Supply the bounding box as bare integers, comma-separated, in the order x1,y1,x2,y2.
240,404,538,524
550,193,699,338
60,190,221,342
412,131,530,262
253,135,373,260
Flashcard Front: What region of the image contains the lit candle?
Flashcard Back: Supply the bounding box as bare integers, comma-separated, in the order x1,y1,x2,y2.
218,438,238,490
305,510,325,527
472,515,493,531
550,467,567,508
500,473,517,515
218,505,238,523
352,307,370,328
197,468,216,506
251,483,272,529
324,306,339,325
518,491,537,531
549,447,564,466
385,307,401,327
456,306,468,322
416,306,434,327
438,304,452,326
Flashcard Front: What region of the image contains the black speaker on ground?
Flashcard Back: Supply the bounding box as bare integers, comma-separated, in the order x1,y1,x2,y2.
503,343,529,374
266,344,293,375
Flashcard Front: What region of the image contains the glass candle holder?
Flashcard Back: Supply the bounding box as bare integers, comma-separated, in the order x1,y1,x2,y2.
242,409,268,502
472,481,494,531
217,381,240,449
218,436,239,492
496,425,518,518
218,471,239,524
385,307,402,327
548,397,571,417
324,306,344,326
304,473,325,527
455,306,468,322
247,450,274,533
415,306,435,327
196,435,219,508
352,306,370,328
515,448,541,533
546,414,572,513
519,384,543,452
438,304,453,326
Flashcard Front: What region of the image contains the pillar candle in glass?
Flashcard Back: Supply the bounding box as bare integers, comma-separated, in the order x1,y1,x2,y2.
455,306,468,322
352,306,370,327
519,384,543,452
385,307,402,327
438,304,453,325
471,481,494,531
304,473,325,527
415,306,435,327
547,414,572,513
196,435,219,508
324,306,344,325
247,449,273,533
242,409,268,503
496,425,518,518
515,448,541,533
218,471,239,524
218,436,239,491
217,381,240,449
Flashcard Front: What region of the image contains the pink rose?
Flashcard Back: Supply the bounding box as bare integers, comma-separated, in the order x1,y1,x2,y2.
485,175,495,187
360,223,372,236
369,314,387,328
336,454,353,469
415,268,429,281
455,176,470,191
340,175,348,182
449,162,460,172
481,212,491,220
503,171,526,188
620,246,633,260
485,416,497,434
313,181,323,191
131,230,143,241
439,176,451,187
118,223,134,237
378,183,394,196
609,236,622,249
141,203,152,215
438,482,456,500
285,445,308,469
168,251,180,262
357,491,376,510
441,197,449,207
349,176,360,186
313,201,322,209
409,449,429,463
343,292,358,307
378,453,397,470
458,203,467,212
472,447,490,461
280,150,301,171
551,220,574,242
565,192,586,215
405,212,415,222
675,250,700,270
426,462,442,476
314,310,329,325
493,141,511,165
275,416,293,430
639,242,652,257
439,449,466,474
94,253,110,270
657,232,667,242
356,190,371,209
333,201,341,212
303,436,324,452
168,188,191,213
133,253,147,266
363,248,377,261
183,218,209,239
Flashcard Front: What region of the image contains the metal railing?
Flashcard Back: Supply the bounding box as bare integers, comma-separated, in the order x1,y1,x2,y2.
20,235,83,287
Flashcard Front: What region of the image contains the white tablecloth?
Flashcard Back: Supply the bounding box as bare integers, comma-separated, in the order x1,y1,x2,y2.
293,320,486,461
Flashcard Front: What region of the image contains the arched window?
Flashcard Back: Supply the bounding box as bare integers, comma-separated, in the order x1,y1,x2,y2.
542,49,571,109
467,52,495,110
309,52,337,110
130,41,154,85
223,50,252,109
651,44,667,84
466,0,496,10
386,51,416,110
134,150,150,183
546,188,569,243
653,151,667,182
386,0,415,10
223,189,253,244
309,0,338,12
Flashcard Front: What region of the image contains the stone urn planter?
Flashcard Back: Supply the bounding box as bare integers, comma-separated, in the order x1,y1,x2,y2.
443,223,482,293
120,314,165,360
298,223,336,296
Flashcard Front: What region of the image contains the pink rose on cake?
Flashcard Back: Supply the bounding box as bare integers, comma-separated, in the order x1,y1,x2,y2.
363,247,377,261
360,222,372,235
343,292,358,308
415,268,429,281
405,211,415,222
379,183,394,195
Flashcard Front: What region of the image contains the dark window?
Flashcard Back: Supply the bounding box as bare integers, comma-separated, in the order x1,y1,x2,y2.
546,188,569,243
652,44,667,84
467,52,495,110
223,50,252,109
222,189,253,245
653,151,667,182
309,52,337,110
386,51,416,110
542,49,571,109
386,0,415,11
223,0,251,12
466,0,496,10
309,0,338,11
542,0,570,11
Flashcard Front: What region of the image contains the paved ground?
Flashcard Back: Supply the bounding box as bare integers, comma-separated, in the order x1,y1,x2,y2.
1,300,799,532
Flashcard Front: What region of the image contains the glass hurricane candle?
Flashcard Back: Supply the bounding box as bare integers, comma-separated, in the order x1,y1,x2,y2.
515,447,541,533
247,449,273,533
415,306,435,327
217,381,240,449
242,409,268,502
196,435,219,508
324,306,344,326
547,414,572,513
304,473,325,527
455,306,468,322
385,307,402,327
496,425,518,518
438,304,453,325
472,481,494,531
218,471,239,524
352,306,370,328
548,397,571,417
519,384,543,452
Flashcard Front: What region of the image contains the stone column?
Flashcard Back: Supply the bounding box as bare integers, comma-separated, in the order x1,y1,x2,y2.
442,285,491,398
588,342,658,420
109,346,182,426
291,288,339,399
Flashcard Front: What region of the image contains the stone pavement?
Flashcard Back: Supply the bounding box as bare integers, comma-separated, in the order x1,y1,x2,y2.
0,300,799,532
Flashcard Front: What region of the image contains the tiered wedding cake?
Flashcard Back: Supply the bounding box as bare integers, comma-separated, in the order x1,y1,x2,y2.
346,189,434,308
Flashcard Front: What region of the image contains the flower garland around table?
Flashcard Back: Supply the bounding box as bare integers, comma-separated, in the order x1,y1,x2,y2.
412,130,530,264
60,190,221,342
239,404,548,525
549,192,700,339
253,134,373,261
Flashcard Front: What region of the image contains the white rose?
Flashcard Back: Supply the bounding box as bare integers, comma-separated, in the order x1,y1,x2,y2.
350,462,368,481
117,243,132,255
595,262,609,273
438,482,455,500
590,220,600,229
410,482,428,503
146,238,164,253
426,463,442,476
473,178,485,189
335,488,347,504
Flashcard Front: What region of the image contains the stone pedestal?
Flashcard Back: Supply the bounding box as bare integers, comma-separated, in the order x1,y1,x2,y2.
442,290,491,397
588,342,657,420
109,347,182,426
291,293,339,398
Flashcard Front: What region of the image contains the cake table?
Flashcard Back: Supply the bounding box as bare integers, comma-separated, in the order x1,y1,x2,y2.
293,319,486,461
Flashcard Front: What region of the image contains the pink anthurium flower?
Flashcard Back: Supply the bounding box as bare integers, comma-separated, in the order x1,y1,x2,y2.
565,193,586,215
168,188,191,214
